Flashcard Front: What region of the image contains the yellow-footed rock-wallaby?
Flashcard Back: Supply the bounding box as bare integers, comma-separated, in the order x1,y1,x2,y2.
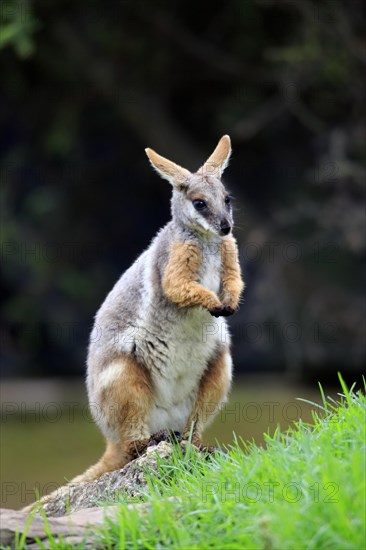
81,134,244,480
25,135,244,511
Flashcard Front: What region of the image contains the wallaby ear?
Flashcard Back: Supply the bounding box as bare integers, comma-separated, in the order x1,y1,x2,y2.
145,148,191,190
199,135,232,178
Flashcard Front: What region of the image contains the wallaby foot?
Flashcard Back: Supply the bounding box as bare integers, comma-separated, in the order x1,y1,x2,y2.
147,430,182,447
180,440,210,451
127,437,151,459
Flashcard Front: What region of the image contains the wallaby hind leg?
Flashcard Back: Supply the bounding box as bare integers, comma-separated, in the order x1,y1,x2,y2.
72,355,153,483
23,354,154,513
95,353,154,464
183,346,232,446
80,352,153,482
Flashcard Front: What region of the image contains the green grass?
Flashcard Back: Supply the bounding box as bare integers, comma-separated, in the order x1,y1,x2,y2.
8,375,366,549
98,374,366,550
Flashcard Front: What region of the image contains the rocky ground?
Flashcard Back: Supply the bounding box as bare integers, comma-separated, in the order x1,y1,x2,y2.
0,440,182,548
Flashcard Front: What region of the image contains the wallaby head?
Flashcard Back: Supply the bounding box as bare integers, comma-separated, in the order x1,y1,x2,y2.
145,135,233,237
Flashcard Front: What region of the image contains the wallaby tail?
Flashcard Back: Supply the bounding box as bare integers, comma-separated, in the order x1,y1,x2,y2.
22,440,125,514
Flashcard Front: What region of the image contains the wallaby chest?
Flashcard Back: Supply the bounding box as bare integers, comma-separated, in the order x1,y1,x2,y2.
197,242,222,294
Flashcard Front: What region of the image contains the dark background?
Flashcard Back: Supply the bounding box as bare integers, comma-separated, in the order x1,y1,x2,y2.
1,0,365,385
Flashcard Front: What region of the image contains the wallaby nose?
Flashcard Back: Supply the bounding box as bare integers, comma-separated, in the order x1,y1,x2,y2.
220,219,232,235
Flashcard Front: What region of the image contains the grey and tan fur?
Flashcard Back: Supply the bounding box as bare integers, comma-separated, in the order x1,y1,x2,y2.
27,136,245,503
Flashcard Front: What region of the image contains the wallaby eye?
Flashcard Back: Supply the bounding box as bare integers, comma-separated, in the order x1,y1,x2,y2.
224,195,231,205
193,199,207,211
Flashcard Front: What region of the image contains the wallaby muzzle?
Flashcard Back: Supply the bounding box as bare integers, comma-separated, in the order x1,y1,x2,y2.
220,219,232,235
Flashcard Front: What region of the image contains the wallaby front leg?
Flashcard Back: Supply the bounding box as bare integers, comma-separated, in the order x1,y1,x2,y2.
183,347,232,446
163,241,222,312
220,236,244,311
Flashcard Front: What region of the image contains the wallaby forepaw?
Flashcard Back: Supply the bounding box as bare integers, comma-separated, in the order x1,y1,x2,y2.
209,305,235,317
222,302,237,315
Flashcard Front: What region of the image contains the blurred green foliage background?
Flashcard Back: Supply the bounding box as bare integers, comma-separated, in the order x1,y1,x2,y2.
0,0,365,382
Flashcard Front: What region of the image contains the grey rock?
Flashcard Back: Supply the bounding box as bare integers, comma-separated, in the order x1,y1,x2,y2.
0,442,176,548
35,441,175,518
